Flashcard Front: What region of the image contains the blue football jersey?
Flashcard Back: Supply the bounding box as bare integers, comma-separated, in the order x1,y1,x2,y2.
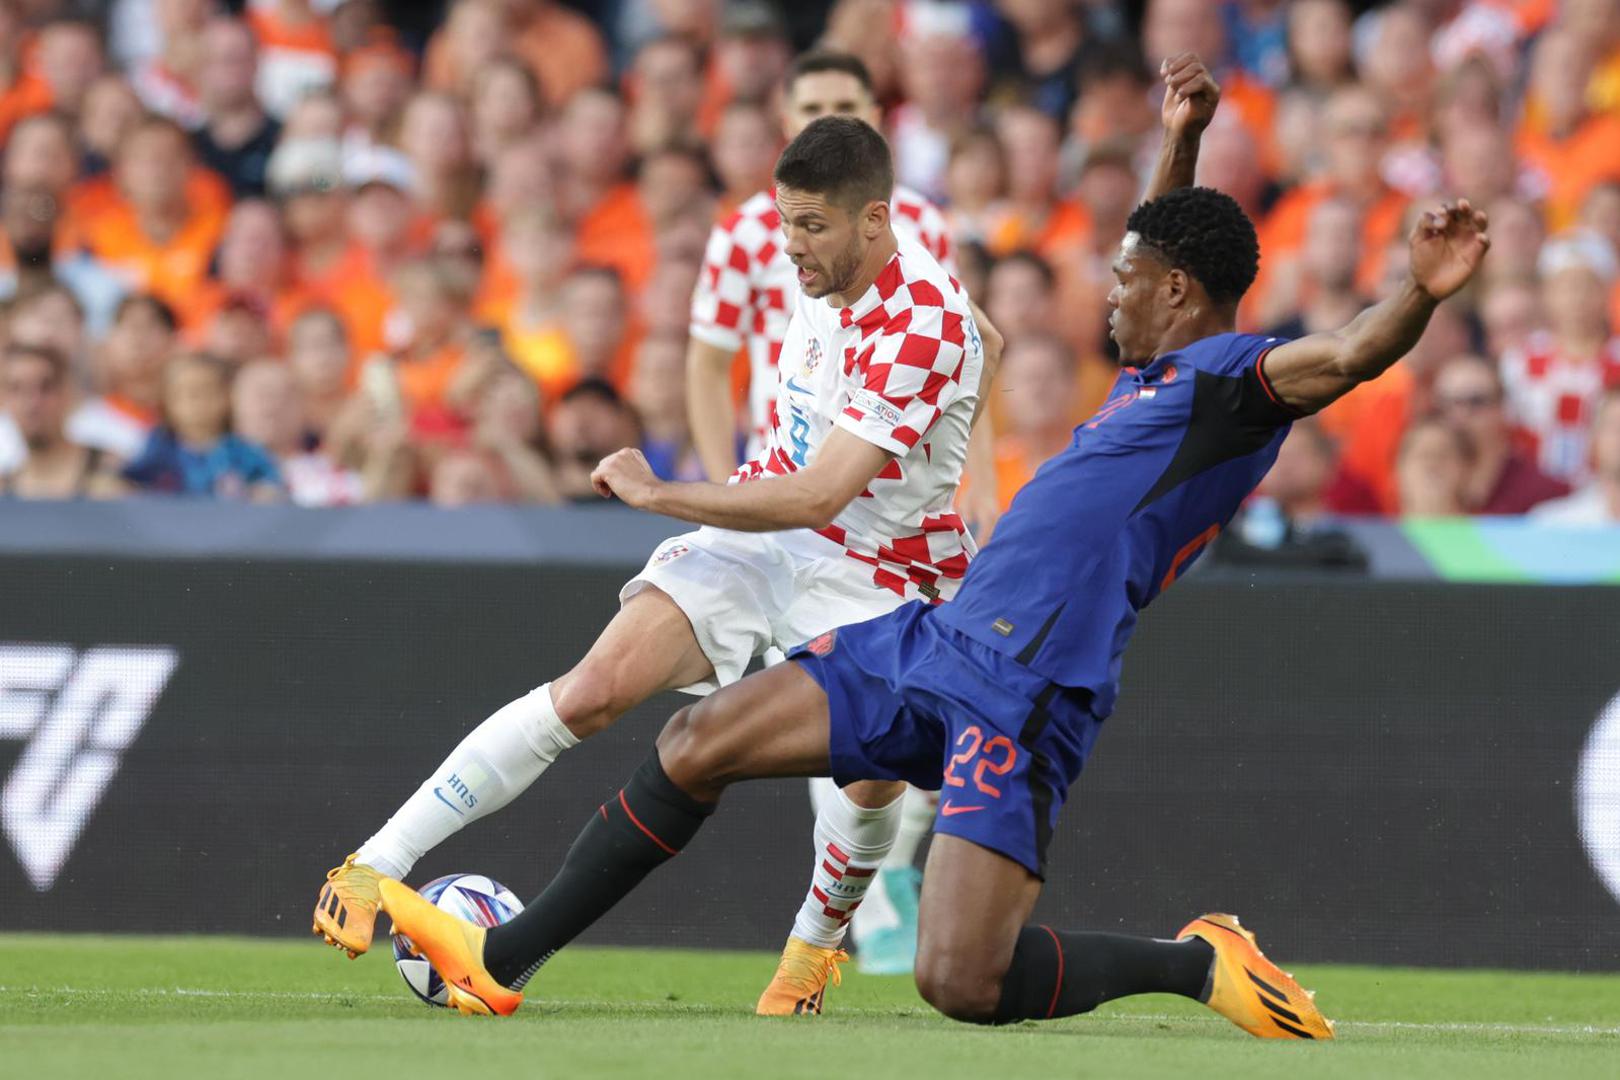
932,331,1300,717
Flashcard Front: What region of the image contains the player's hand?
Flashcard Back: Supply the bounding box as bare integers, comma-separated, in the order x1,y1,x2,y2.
1160,52,1220,140
1409,199,1490,302
591,447,662,507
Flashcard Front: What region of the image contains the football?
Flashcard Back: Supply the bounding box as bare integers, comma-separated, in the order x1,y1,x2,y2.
391,873,524,1007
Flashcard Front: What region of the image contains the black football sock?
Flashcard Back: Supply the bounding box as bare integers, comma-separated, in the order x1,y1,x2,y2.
990,927,1214,1024
482,752,716,990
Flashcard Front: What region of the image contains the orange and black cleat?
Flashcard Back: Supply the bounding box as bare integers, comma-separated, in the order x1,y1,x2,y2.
756,936,849,1016
312,853,382,958
1177,913,1335,1040
379,877,523,1017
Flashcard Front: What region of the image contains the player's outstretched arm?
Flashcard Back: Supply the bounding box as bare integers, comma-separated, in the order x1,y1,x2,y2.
591,427,892,532
1143,52,1219,202
1261,200,1490,416
687,337,744,483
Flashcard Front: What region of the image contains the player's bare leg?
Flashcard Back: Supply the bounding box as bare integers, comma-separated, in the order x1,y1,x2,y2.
911,835,1331,1037
314,587,713,957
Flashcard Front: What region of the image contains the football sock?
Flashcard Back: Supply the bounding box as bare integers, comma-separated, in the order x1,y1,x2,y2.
991,928,1215,1023
887,785,935,869
355,683,578,880
483,751,715,990
790,783,903,948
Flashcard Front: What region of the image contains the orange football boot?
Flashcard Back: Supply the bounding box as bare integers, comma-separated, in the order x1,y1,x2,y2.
312,854,382,957
756,936,849,1016
1178,913,1335,1039
379,877,523,1017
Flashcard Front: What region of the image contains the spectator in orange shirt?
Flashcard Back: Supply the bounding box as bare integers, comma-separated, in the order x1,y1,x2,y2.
638,257,700,341
560,88,660,293
425,0,607,112
942,127,1006,248
1193,113,1266,219
35,19,105,123
1440,121,1524,208
628,36,707,155
0,4,53,146
1143,0,1275,165
79,116,227,310
506,265,631,403
988,335,1078,511
267,136,349,290
1253,85,1406,320
987,105,1089,259
78,74,142,176
382,256,476,417
986,250,1058,349
1518,28,1620,230
1259,196,1370,338
182,198,301,343
470,57,541,174
399,90,480,232
710,101,779,215
193,17,281,199
246,0,338,120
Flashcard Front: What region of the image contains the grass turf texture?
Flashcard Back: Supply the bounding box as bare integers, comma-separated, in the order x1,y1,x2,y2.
3,935,1618,1079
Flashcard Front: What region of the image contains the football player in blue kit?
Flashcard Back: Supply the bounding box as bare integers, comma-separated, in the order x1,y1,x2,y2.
379,179,1490,1033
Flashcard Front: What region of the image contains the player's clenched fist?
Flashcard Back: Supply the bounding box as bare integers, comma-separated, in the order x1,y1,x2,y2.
1160,52,1220,139
591,447,661,507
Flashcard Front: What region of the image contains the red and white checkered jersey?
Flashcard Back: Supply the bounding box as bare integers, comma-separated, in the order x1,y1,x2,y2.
691,185,955,459
1501,331,1620,482
732,232,984,602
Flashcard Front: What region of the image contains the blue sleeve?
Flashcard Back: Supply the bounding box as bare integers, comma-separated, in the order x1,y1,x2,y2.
235,440,283,487
120,431,172,487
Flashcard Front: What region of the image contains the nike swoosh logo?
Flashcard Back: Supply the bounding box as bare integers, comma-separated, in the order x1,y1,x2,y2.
432,787,466,816
939,802,985,816
785,375,812,396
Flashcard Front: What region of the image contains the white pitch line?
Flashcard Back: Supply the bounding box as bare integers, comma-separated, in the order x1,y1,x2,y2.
4,988,1618,1037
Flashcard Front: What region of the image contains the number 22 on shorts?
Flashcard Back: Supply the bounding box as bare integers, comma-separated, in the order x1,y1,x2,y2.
943,725,1018,798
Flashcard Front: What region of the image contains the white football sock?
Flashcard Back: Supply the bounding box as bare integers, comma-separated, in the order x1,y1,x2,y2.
791,782,903,949
355,683,578,880
848,786,935,944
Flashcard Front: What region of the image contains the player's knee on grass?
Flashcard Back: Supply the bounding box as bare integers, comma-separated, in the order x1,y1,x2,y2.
914,946,1006,1024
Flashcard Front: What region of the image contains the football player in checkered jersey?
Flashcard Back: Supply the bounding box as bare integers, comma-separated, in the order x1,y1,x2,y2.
314,53,1225,1020
688,50,986,979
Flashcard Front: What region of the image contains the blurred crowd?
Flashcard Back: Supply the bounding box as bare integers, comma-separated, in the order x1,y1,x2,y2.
0,0,1617,525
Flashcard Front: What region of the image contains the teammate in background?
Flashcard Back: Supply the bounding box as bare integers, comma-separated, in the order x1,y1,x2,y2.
686,50,970,975
316,112,993,1008
377,191,1492,1025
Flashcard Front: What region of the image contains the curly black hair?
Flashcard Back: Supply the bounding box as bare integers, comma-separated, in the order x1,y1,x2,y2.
1125,187,1260,306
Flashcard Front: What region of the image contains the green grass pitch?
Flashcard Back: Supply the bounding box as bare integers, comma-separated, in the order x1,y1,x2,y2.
3,934,1619,1079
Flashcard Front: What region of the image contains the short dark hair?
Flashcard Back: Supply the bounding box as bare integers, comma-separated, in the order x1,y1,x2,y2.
1125,187,1259,306
774,115,893,214
784,51,874,97
992,249,1055,292
114,292,179,332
